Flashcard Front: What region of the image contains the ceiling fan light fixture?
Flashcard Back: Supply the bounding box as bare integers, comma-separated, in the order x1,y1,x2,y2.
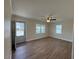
47,19,50,22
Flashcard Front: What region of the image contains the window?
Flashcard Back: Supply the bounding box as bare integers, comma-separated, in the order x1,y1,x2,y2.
36,24,45,34
56,24,62,34
41,25,45,33
36,24,41,33
16,22,24,36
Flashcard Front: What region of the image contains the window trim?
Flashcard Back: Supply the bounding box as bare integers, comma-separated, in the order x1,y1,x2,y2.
36,24,45,34
56,24,62,34
15,21,25,37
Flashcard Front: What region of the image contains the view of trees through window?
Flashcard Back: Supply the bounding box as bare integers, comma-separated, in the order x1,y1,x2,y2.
16,22,24,36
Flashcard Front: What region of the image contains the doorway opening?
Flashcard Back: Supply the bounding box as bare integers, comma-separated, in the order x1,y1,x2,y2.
11,21,26,51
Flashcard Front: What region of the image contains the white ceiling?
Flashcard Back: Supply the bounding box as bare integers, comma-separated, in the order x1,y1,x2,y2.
12,0,74,21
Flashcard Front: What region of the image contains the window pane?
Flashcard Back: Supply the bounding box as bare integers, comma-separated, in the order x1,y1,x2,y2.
36,24,45,34
36,24,41,33
56,25,62,34
16,22,24,36
41,25,45,33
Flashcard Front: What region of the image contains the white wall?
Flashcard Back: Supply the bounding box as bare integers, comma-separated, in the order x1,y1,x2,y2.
4,0,12,59
12,15,73,43
12,15,48,42
48,20,73,42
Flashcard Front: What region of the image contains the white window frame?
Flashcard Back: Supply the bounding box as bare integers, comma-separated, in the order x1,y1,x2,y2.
41,25,45,33
16,22,24,36
56,24,62,34
36,24,41,34
36,24,45,34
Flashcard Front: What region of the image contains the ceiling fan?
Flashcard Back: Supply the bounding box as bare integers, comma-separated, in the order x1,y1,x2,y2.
41,16,56,23
46,16,56,22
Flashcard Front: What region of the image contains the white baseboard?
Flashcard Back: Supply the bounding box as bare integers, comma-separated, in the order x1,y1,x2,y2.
50,36,73,42
26,37,47,42
26,36,73,43
60,38,73,42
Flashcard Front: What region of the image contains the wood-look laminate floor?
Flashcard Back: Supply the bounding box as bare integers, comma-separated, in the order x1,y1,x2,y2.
12,37,72,59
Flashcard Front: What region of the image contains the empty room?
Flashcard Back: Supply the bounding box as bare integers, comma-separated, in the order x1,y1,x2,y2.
4,0,74,59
